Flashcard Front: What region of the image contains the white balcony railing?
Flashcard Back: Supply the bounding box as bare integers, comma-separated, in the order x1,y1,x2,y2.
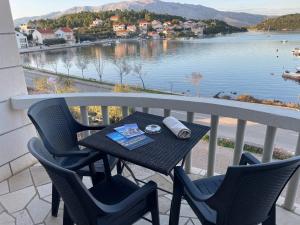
11,92,300,211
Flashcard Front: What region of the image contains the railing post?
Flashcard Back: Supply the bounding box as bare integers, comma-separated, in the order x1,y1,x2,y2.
207,115,219,177
101,106,110,125
80,106,90,137
283,133,300,211
164,109,171,117
122,106,129,118
233,119,247,165
262,126,277,163
185,112,194,173
142,107,149,114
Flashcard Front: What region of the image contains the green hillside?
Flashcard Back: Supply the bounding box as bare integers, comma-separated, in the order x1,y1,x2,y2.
255,14,300,31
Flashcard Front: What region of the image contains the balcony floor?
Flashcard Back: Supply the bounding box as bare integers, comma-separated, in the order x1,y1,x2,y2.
0,163,299,225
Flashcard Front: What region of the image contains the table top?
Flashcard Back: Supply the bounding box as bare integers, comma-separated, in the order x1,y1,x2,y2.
79,112,210,175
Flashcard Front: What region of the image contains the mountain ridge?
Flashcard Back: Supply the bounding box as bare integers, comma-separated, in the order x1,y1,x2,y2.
14,0,267,27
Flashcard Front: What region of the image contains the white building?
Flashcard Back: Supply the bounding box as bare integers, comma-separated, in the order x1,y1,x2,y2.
113,23,126,32
32,28,55,44
19,24,35,35
139,20,151,30
127,24,137,33
15,31,28,49
90,18,103,27
55,27,75,44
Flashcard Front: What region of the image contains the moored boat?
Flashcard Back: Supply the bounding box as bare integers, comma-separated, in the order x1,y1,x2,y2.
282,67,300,80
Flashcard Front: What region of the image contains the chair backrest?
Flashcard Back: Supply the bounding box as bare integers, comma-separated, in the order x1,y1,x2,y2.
28,98,80,156
207,157,300,225
28,137,102,225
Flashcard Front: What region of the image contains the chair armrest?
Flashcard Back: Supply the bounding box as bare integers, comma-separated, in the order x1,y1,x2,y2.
174,167,212,202
239,152,261,165
54,150,92,157
98,181,157,214
77,123,106,132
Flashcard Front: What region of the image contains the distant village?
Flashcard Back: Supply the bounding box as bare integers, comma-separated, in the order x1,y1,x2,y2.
15,14,207,49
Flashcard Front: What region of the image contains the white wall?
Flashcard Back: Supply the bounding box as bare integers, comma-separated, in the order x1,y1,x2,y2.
0,0,36,181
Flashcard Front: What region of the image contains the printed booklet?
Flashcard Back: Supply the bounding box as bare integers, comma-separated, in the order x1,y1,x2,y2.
106,131,154,150
114,123,144,138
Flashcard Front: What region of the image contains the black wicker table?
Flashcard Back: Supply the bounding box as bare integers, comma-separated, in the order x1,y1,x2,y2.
80,112,210,176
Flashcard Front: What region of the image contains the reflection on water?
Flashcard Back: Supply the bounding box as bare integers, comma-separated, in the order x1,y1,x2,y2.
22,32,300,102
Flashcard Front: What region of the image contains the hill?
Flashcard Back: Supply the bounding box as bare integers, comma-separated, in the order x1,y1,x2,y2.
14,0,266,27
255,14,300,31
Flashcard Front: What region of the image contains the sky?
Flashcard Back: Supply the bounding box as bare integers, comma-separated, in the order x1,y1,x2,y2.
9,0,300,19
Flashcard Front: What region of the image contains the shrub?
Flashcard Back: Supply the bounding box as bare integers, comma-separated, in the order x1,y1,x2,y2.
43,38,66,46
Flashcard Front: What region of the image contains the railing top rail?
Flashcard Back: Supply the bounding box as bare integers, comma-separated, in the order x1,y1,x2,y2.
11,93,300,132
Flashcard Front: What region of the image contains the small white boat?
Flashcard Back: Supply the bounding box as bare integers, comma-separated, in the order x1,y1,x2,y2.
115,40,121,44
281,40,288,44
283,67,300,80
292,48,300,56
102,42,112,47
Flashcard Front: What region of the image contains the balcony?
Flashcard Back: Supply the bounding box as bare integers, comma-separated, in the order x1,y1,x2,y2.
0,92,298,224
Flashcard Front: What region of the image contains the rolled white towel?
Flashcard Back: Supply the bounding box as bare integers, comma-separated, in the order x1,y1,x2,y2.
163,116,191,139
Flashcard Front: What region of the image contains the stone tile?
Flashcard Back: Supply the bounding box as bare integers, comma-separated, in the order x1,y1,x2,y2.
160,214,188,225
26,195,51,224
180,204,197,218
0,204,3,214
134,218,151,225
145,174,173,195
37,183,52,198
277,206,300,225
192,218,202,225
0,164,12,182
10,153,37,175
8,169,33,192
0,181,9,195
127,164,155,180
30,166,50,186
42,195,51,203
44,209,63,225
0,186,35,213
158,196,171,214
82,177,93,189
13,210,33,225
0,212,15,225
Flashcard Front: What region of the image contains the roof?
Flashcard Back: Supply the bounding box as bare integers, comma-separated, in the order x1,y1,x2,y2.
139,20,150,24
36,28,54,34
58,27,73,33
110,15,120,20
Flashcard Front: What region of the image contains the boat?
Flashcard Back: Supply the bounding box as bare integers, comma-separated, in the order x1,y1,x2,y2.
115,40,121,44
282,67,300,80
281,40,288,44
102,42,112,47
292,48,300,56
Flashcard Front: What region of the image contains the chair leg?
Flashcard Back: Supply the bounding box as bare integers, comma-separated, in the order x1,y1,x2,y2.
63,205,74,225
52,184,60,217
169,176,184,225
262,204,276,225
150,190,160,225
117,160,123,175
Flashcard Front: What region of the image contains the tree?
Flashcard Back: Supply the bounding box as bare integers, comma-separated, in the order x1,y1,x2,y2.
113,59,131,85
133,62,147,89
92,53,105,82
62,54,73,76
186,72,203,97
76,55,89,79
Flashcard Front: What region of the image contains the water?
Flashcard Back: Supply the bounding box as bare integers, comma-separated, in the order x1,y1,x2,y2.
21,32,300,102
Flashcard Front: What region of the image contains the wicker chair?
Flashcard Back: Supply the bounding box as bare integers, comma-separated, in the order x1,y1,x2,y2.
28,137,160,225
169,152,300,225
28,98,119,217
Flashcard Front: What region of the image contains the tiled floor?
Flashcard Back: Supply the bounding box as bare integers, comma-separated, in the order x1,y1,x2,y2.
0,163,299,225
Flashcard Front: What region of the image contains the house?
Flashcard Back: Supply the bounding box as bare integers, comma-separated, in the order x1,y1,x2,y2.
55,27,75,44
15,31,28,48
19,24,35,35
139,20,151,30
191,26,204,36
152,20,163,29
113,23,126,32
163,21,172,28
147,31,160,40
32,28,55,44
116,30,129,37
90,18,103,27
110,15,120,22
127,24,137,33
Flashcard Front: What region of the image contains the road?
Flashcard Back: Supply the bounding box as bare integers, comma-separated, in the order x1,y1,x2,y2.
24,68,298,152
